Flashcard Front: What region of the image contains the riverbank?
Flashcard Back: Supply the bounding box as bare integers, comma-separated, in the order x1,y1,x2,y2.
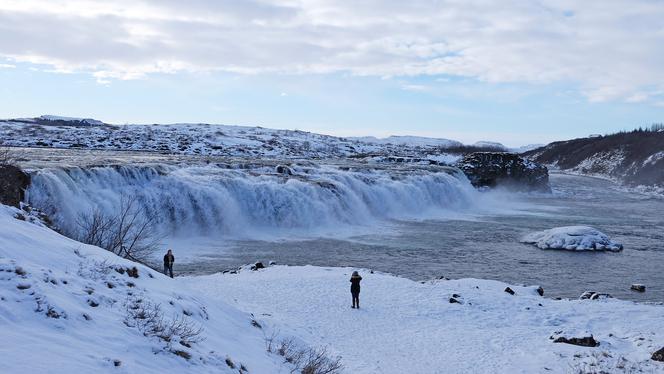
185,264,664,373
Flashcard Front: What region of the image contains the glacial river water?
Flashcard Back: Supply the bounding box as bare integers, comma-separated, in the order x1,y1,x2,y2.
180,173,664,302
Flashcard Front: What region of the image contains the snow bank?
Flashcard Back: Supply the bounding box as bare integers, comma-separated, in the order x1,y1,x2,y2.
521,226,623,251
0,205,288,373
185,265,664,373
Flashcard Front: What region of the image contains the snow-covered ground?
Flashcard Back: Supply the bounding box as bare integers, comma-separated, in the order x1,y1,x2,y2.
521,226,624,251
186,265,664,373
2,203,664,373
0,205,292,373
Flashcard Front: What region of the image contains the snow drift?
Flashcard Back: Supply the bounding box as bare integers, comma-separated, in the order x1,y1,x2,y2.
521,226,623,251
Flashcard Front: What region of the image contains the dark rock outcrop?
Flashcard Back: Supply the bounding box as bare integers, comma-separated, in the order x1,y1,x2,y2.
0,165,30,208
652,347,664,362
275,165,293,175
631,284,646,292
457,152,550,192
504,287,515,295
536,286,544,296
552,335,599,347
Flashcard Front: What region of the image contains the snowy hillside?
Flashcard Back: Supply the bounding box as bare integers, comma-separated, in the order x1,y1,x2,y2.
1,116,467,161
523,129,664,192
0,205,293,373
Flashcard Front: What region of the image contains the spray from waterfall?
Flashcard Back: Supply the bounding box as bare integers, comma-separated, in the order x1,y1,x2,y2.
26,163,479,240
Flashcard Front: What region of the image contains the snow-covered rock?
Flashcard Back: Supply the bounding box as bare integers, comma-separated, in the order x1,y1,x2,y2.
521,226,623,251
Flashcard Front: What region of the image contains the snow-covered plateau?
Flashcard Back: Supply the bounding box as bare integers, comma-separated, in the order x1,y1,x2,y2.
521,226,624,251
2,205,664,373
0,116,480,161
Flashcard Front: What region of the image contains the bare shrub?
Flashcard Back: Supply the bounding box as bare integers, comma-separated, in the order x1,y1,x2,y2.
0,146,16,166
266,335,343,374
75,195,160,263
568,351,652,373
300,346,342,374
77,259,113,281
124,298,204,348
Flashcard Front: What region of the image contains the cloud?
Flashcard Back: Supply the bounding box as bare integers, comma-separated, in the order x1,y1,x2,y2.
401,84,430,92
1,0,664,102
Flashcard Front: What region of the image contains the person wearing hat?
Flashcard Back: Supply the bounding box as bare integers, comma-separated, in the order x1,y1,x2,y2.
350,271,362,309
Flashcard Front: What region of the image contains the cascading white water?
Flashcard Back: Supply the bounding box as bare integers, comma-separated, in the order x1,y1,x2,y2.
26,163,479,239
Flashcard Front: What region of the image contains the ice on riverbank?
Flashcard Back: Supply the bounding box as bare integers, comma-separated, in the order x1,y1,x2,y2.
521,226,623,251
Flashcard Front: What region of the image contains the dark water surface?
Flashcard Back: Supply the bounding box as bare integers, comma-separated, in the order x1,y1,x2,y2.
180,173,664,302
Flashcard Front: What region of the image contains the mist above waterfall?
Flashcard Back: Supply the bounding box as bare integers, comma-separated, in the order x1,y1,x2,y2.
26,162,480,242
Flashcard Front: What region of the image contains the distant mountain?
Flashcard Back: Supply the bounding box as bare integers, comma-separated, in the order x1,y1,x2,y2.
472,141,508,151
351,135,463,148
511,144,544,153
523,129,664,190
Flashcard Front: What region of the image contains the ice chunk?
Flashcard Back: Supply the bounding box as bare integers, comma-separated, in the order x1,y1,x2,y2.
521,226,623,251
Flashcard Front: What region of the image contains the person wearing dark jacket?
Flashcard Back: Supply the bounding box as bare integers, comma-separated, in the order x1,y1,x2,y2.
350,271,362,309
163,249,175,278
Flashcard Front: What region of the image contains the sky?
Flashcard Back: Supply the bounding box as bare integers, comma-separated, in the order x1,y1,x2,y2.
1,0,664,147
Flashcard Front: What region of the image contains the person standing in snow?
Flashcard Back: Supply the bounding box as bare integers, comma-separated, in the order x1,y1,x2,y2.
163,249,175,278
350,271,362,309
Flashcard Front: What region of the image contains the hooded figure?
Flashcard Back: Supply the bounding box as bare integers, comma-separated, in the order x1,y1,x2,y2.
163,249,175,278
350,271,362,309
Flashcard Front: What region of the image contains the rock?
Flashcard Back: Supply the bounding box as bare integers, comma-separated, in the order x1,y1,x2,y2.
449,297,461,304
0,165,30,208
251,262,265,271
452,293,461,298
552,333,599,347
631,284,646,292
504,287,515,295
652,347,664,362
579,291,612,300
536,286,544,296
275,165,293,175
457,152,550,192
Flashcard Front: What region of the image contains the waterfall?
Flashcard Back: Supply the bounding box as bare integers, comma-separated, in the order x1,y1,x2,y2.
26,163,478,239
